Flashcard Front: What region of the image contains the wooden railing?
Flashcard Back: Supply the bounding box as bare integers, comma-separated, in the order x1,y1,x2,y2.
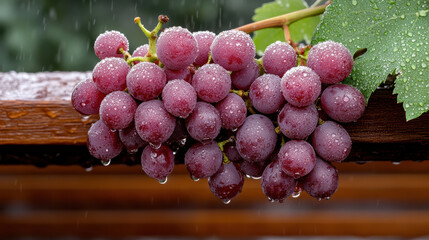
0,72,428,238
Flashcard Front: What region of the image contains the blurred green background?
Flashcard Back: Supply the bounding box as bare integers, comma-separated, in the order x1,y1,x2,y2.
0,0,289,72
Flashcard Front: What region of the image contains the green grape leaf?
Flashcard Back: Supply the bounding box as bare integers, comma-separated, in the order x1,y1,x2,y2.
252,0,320,55
312,0,429,121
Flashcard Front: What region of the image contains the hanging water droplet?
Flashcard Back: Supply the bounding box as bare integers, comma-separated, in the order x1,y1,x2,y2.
128,148,139,154
101,159,111,166
178,138,187,147
191,175,200,182
222,199,231,204
149,142,162,149
392,161,401,165
159,177,168,184
85,166,93,172
292,189,302,198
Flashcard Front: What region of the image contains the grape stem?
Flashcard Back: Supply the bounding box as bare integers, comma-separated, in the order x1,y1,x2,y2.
217,138,234,164
131,16,169,65
235,4,327,34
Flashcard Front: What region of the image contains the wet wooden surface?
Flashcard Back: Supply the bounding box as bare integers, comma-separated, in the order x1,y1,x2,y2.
0,163,428,237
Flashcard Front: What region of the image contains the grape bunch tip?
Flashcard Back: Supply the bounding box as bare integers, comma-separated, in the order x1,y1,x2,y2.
71,14,366,204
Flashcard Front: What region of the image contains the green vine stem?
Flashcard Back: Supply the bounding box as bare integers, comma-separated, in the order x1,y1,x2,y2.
218,138,234,164
127,15,169,65
235,4,327,34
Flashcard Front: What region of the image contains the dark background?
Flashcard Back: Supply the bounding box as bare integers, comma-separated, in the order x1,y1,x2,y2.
0,0,292,72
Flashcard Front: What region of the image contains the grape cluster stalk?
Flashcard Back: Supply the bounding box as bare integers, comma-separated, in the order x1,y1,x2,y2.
71,15,366,203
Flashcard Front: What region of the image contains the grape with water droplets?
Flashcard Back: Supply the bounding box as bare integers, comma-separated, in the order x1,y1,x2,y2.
119,122,147,154
231,60,260,90
312,121,352,162
301,157,339,199
307,40,353,84
134,99,176,147
209,162,244,203
193,31,216,66
210,29,256,71
236,114,277,162
99,91,137,130
71,78,105,115
94,30,129,60
92,57,130,94
262,41,297,78
184,141,223,180
277,140,316,179
87,120,123,161
261,160,296,202
126,62,166,101
164,67,192,83
223,141,243,163
249,74,285,114
277,103,318,140
185,101,221,142
141,144,175,182
281,66,321,107
131,44,149,65
321,84,366,123
192,63,231,103
215,93,247,130
156,26,198,70
162,79,197,118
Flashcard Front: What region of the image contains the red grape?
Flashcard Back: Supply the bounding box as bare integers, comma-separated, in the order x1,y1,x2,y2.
87,120,123,160
321,84,366,123
312,121,352,162
192,63,231,103
126,62,166,101
94,30,129,60
134,100,176,147
307,40,353,84
71,78,105,115
263,41,297,77
209,162,244,203
156,26,198,70
281,66,321,107
184,141,223,180
92,57,130,94
210,29,255,71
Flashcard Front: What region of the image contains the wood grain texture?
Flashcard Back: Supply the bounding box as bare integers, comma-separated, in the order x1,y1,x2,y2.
0,164,428,238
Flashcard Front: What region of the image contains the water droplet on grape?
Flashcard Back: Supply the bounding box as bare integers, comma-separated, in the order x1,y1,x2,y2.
101,159,111,166
222,199,231,204
150,142,162,149
85,166,93,172
292,189,302,198
191,175,200,182
159,177,168,184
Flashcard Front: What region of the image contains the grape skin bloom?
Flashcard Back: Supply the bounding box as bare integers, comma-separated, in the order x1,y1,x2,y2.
192,64,231,103
156,26,198,70
311,121,352,162
134,100,176,147
210,29,256,71
281,66,321,107
307,40,353,84
236,114,277,162
321,84,366,123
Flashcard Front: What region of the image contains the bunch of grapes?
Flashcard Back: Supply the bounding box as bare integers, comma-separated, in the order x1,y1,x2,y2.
71,15,366,203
